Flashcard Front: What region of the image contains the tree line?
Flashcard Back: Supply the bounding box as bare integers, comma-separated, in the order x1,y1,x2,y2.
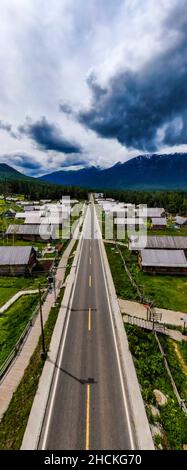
1,177,187,214
103,189,187,215
0,178,89,201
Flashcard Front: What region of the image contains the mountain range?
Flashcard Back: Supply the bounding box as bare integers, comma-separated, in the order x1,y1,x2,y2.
0,153,187,190
39,153,187,190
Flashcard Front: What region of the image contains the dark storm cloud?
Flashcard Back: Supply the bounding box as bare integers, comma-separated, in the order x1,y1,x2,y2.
77,5,187,151
0,152,87,177
2,153,42,170
19,117,82,154
59,103,74,116
0,120,12,132
59,156,88,168
0,153,44,176
0,119,18,139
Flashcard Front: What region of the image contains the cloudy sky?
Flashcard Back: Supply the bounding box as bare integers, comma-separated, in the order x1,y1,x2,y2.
0,0,187,176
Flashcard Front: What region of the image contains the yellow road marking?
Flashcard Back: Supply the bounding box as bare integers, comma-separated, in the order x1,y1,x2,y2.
88,308,91,331
90,257,92,265
89,275,92,287
85,384,91,450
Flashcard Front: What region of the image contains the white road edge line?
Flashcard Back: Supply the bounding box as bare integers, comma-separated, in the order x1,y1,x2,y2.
94,204,135,450
41,213,87,449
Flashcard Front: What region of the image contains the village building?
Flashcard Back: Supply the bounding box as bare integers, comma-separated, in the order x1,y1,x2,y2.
144,208,166,218
129,235,187,254
175,216,187,227
139,249,187,275
0,246,37,275
114,217,145,229
17,201,31,206
15,212,30,219
24,215,42,224
40,199,52,204
24,205,41,212
6,224,59,242
24,214,65,226
151,217,167,230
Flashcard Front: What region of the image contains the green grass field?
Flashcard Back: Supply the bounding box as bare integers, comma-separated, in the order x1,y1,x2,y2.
120,227,187,240
105,243,187,312
0,286,64,449
0,237,48,248
0,275,47,308
0,294,39,367
0,287,19,307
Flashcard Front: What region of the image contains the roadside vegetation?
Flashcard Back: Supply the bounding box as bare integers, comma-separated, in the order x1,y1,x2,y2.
158,336,187,404
147,228,187,236
0,294,39,367
64,240,79,280
0,288,64,449
0,236,78,449
125,325,187,449
105,243,187,312
0,274,47,307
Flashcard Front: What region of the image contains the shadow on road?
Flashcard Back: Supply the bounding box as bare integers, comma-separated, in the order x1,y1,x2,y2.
48,358,97,385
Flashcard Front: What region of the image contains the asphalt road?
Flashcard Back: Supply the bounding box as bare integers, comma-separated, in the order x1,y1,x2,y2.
39,204,133,450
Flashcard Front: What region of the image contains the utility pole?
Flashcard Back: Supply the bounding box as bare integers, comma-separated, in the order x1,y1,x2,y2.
39,283,47,360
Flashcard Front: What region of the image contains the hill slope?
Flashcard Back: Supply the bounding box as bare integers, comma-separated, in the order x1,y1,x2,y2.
39,153,187,190
0,163,32,181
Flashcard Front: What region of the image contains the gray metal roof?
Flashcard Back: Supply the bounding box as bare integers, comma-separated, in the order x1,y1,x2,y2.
140,249,187,267
6,224,58,238
24,215,42,224
6,224,40,235
175,216,187,225
114,217,145,226
24,215,65,225
0,246,34,265
148,236,187,249
146,208,165,218
151,218,167,226
15,212,27,219
130,236,187,250
24,206,36,211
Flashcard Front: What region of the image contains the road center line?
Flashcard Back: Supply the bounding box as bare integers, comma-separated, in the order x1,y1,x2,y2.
88,307,91,331
89,275,92,287
90,257,92,265
85,384,91,450
40,233,85,450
